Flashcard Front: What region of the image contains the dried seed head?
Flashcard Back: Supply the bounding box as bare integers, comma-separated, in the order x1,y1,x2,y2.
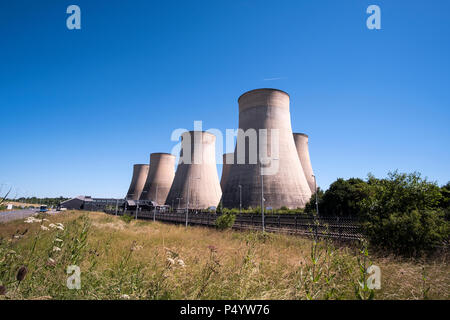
0,285,6,295
207,245,217,253
16,266,28,282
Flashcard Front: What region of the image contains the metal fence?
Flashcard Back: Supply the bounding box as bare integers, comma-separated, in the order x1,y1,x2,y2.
103,209,363,241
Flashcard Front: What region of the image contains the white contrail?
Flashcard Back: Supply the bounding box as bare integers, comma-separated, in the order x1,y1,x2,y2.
263,77,286,81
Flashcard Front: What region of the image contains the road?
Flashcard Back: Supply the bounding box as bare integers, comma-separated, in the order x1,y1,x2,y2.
0,208,42,223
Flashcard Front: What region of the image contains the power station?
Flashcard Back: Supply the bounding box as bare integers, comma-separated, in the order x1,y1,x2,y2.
221,89,312,209
123,88,315,210
165,131,222,210
125,164,149,200
293,133,315,193
220,153,233,191
139,153,175,205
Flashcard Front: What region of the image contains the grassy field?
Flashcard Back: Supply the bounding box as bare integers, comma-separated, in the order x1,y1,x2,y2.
0,211,448,300
0,201,41,212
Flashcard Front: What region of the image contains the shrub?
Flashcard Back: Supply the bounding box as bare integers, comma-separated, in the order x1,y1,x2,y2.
304,187,324,215
120,213,134,224
215,213,236,230
363,209,449,255
361,171,449,254
305,179,368,217
440,182,450,220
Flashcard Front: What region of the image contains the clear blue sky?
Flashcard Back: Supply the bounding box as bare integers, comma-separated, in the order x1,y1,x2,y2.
1,0,449,198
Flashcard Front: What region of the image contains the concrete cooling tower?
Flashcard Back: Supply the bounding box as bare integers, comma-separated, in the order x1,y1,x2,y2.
293,133,315,193
139,153,175,205
220,153,234,191
125,164,149,200
165,131,222,209
221,89,312,209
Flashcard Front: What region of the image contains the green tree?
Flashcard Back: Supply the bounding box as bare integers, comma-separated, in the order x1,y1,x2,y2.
439,182,450,220
305,179,368,217
361,171,449,254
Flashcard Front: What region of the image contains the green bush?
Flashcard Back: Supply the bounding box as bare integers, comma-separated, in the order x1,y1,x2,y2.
363,209,449,255
440,182,450,220
215,213,236,230
361,171,449,254
305,179,368,217
120,213,134,224
304,172,449,255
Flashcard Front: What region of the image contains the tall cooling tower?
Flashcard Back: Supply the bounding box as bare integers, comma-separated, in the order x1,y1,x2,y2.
139,153,175,205
293,133,315,193
165,131,222,209
221,89,312,209
125,164,149,200
220,153,233,191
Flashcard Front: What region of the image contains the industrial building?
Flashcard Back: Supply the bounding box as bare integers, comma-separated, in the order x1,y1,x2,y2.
139,153,175,205
60,195,93,210
122,88,315,211
293,133,315,193
221,89,312,209
61,196,124,211
220,153,233,191
165,131,222,210
125,164,149,200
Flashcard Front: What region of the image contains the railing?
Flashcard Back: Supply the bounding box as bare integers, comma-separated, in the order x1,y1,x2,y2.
103,209,363,241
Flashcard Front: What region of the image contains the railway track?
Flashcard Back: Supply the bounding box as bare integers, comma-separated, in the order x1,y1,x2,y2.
104,210,363,240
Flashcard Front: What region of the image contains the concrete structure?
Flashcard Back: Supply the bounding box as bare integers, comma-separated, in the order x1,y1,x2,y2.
140,153,175,205
165,131,222,209
125,164,149,200
220,153,234,191
221,89,312,209
293,133,315,193
61,195,93,210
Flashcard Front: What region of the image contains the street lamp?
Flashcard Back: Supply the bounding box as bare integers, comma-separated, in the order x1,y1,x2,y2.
153,183,159,222
238,184,242,215
312,175,319,216
186,177,200,228
260,157,278,232
135,200,139,220
186,179,190,227
177,197,182,210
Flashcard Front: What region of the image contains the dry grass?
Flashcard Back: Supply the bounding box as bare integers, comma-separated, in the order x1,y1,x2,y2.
0,211,448,300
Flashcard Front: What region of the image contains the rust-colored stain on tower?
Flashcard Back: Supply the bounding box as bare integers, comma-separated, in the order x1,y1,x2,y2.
165,131,222,209
125,164,149,200
221,89,312,209
140,153,175,205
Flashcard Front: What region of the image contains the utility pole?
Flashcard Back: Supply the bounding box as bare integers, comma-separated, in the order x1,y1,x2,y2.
238,184,242,215
186,179,190,228
177,197,182,211
312,175,319,216
260,157,277,232
260,161,265,233
153,183,158,222
135,201,139,220
312,174,319,239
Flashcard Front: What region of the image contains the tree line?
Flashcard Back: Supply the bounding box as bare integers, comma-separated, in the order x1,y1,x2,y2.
304,171,449,255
